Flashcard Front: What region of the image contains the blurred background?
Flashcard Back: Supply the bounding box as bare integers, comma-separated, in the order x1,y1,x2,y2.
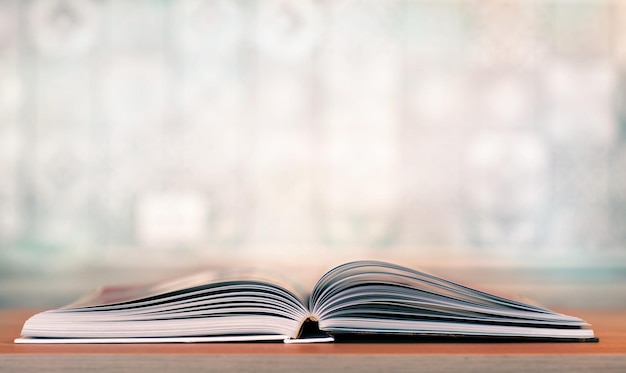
1,0,625,308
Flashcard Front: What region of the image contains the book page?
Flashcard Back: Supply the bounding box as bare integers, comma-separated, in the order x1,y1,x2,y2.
308,260,594,340
65,268,309,309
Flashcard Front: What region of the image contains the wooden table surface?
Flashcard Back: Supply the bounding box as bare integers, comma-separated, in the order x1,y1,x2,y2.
1,308,625,372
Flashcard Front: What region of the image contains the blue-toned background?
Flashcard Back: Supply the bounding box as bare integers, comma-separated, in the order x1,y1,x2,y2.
1,0,625,307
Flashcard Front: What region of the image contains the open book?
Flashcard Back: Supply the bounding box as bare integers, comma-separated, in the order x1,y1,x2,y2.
15,261,597,344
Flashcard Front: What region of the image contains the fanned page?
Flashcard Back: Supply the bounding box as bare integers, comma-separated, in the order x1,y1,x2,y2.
309,261,596,341
16,269,312,344
64,268,309,308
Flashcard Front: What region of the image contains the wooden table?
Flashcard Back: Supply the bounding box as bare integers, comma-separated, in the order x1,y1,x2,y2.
1,309,625,372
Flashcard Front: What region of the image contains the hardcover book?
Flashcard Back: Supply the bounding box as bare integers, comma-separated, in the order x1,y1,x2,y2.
15,260,597,344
